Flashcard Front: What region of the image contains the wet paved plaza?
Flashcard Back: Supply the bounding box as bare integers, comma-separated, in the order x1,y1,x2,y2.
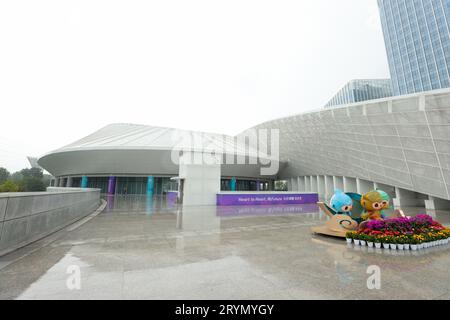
1,195,450,300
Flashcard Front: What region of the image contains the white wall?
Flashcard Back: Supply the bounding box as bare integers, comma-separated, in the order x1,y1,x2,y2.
179,152,221,206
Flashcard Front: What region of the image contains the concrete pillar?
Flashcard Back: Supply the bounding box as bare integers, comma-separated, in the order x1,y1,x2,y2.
287,179,292,191
108,176,116,195
333,176,344,191
230,177,237,191
298,177,305,192
324,175,334,200
310,176,318,193
425,196,450,210
179,152,221,206
393,187,425,208
256,180,260,191
66,177,73,188
147,176,154,196
59,178,65,187
291,177,298,191
53,178,58,187
357,178,374,195
317,175,325,199
81,176,88,188
343,177,357,193
305,176,311,192
373,182,396,200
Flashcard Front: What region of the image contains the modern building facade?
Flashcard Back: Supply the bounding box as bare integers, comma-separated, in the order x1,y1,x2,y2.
38,89,450,210
325,79,393,108
245,88,450,210
378,0,450,95
38,124,277,195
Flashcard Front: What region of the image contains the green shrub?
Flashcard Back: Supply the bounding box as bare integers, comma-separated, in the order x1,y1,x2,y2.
0,180,20,192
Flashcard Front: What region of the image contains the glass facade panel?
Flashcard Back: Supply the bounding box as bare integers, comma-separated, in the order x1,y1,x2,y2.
87,177,109,194
325,79,393,108
378,0,450,95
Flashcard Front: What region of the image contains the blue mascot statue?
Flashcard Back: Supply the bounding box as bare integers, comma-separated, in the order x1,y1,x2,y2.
330,189,353,216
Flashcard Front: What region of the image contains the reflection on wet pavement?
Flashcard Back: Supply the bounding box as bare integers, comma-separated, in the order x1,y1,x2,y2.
1,195,450,300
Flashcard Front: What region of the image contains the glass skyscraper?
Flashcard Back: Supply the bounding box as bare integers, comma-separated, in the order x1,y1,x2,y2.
378,0,450,95
325,79,393,108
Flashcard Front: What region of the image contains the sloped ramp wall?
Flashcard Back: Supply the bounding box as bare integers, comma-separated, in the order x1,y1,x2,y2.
0,188,100,256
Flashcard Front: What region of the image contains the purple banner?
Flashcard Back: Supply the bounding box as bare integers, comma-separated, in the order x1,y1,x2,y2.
107,176,116,195
166,191,178,207
216,193,319,206
217,203,319,217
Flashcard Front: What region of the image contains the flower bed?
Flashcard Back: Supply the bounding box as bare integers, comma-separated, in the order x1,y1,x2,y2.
346,214,450,251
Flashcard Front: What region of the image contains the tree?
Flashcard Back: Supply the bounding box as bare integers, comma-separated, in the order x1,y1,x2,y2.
0,167,10,184
20,168,44,179
1,167,48,192
21,177,46,192
10,171,24,182
0,180,20,192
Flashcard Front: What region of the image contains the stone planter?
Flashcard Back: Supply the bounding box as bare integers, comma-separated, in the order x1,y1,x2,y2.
404,244,410,250
360,240,366,246
346,238,352,244
382,243,390,249
411,244,418,251
389,243,397,250
398,244,404,250
354,240,360,246
367,242,374,248
375,242,382,249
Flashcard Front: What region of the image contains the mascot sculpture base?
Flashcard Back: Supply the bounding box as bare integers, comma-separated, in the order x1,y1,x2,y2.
311,214,358,238
312,201,408,238
311,202,359,238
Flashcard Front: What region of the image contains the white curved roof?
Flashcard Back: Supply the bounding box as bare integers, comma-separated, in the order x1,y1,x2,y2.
49,123,250,155
38,123,279,178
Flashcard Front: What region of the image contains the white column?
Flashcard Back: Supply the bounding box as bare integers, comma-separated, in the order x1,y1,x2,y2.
343,177,357,193
333,176,344,191
291,177,298,191
324,175,334,200
298,177,305,192
425,196,450,210
66,177,73,188
305,176,311,192
310,176,318,193
373,182,396,200
357,178,374,195
393,187,425,208
317,175,325,200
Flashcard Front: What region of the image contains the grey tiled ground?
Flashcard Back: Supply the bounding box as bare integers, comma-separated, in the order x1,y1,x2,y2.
0,196,450,300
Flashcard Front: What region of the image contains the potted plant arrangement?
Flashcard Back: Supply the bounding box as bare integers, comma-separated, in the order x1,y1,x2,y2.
343,214,450,252
345,232,354,244
410,236,418,251
359,234,367,246
404,236,411,250
396,235,406,250
381,236,390,249
373,235,382,249
388,236,397,250
366,234,375,248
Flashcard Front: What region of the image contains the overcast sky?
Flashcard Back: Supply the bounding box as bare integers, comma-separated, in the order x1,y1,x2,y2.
0,0,390,172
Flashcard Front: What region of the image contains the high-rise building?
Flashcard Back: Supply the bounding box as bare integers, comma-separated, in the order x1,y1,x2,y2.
324,79,393,108
378,0,450,95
